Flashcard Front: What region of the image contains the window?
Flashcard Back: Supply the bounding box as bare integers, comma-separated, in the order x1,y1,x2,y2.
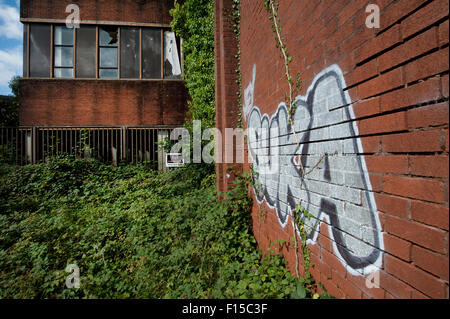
23,25,28,77
99,26,118,78
29,24,51,77
25,23,182,80
142,28,161,79
76,26,96,78
54,25,74,78
120,27,140,78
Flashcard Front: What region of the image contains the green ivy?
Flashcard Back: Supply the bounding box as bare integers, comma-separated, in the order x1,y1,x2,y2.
0,156,333,298
170,0,215,130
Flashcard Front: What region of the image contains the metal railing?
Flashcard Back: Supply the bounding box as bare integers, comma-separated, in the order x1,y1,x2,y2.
0,126,175,168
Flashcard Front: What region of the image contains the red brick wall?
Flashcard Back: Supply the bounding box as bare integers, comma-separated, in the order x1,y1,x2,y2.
217,0,449,298
21,0,175,24
214,0,242,193
19,79,188,126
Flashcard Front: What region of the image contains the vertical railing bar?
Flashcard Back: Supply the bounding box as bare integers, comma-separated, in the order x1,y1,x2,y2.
134,129,137,165
45,129,48,162
144,128,148,162
102,129,105,162
75,129,78,158
97,128,100,160
18,129,21,165
117,129,120,162
52,129,54,157
139,129,142,163
132,129,134,165
52,129,55,157
107,129,110,162
70,129,73,157
152,129,155,166
57,129,59,156
136,129,139,164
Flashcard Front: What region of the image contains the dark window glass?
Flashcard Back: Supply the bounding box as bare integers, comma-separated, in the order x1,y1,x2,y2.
120,27,139,79
76,26,96,78
142,28,161,79
53,26,73,78
163,31,182,79
100,26,118,47
99,26,118,78
23,25,28,76
29,24,51,77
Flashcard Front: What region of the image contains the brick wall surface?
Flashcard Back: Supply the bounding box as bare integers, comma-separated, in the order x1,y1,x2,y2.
21,0,175,25
215,0,243,193
216,0,449,298
19,79,188,126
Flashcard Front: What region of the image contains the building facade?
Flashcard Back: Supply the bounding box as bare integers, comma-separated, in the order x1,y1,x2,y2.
19,0,188,127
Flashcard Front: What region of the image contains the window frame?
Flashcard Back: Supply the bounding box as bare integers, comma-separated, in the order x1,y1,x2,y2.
23,22,184,80
98,25,119,79
53,24,75,78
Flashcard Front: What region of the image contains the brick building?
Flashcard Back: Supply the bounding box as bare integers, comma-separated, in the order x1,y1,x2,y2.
216,0,449,298
19,0,188,127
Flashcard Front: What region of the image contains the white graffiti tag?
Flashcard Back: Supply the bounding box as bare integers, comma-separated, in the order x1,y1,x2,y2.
246,64,383,275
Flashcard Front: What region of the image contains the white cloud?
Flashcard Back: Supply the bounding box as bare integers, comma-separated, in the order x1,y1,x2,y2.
0,45,22,89
0,3,22,40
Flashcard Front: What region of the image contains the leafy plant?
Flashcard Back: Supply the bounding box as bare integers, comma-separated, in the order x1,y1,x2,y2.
0,157,331,298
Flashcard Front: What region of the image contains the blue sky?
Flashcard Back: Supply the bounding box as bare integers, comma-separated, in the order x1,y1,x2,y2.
0,0,22,96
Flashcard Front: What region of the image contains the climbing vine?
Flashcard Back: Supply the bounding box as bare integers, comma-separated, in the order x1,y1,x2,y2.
232,0,243,128
263,0,328,293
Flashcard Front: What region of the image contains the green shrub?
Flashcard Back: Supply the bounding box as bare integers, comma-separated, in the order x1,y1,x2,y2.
171,0,215,129
0,157,328,299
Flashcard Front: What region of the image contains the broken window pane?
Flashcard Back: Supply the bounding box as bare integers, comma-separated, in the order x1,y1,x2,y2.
100,26,118,47
120,27,139,78
142,28,161,79
99,26,118,78
163,31,181,79
76,26,96,78
29,24,51,77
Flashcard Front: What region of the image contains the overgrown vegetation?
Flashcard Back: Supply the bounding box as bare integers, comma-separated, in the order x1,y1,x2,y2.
170,0,215,129
0,76,20,126
0,157,334,298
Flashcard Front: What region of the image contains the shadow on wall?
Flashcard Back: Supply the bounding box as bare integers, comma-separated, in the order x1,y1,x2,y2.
246,64,384,276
